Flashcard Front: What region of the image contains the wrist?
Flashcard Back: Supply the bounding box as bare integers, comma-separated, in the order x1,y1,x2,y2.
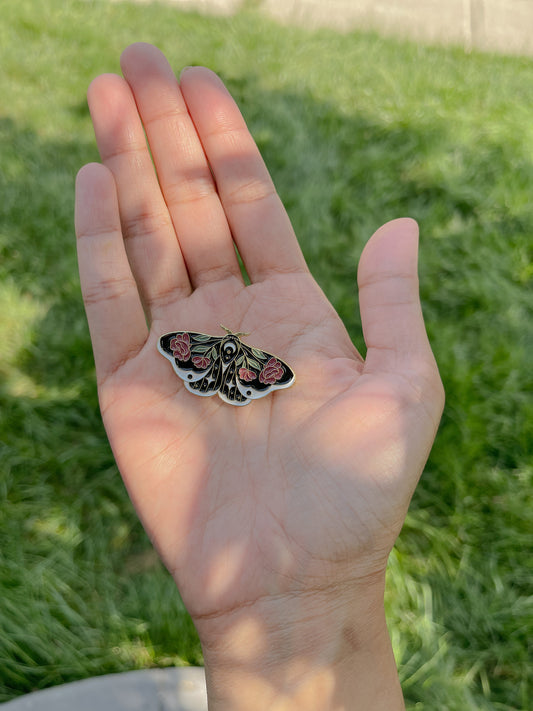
196,576,404,711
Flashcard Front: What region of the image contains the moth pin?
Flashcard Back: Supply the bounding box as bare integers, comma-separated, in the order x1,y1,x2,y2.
158,326,295,406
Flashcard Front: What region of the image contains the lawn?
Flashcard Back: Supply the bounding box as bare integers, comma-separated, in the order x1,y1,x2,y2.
0,0,531,708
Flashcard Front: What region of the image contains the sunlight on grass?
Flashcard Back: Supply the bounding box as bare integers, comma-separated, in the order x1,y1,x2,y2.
28,510,83,547
0,283,48,369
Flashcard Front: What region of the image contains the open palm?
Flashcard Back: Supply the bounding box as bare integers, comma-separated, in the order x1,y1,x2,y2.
75,44,444,641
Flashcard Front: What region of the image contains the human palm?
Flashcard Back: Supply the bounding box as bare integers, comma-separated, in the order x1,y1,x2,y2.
75,44,443,638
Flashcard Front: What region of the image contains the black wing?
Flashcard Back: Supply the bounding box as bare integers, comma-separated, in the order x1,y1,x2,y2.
234,341,295,401
158,332,223,398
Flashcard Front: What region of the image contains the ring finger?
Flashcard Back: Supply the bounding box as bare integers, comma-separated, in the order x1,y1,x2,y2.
87,72,192,317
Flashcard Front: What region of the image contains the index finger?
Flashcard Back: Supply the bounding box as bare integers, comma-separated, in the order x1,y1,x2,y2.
179,67,308,283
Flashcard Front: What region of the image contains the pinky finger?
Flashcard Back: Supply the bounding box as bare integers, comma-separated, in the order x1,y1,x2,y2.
75,163,148,383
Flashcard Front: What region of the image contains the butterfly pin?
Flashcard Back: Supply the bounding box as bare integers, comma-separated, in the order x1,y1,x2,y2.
157,326,295,406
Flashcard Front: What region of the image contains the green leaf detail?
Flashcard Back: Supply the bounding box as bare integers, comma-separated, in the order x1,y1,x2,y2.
246,358,262,370
251,347,267,360
192,333,213,342
191,344,211,353
235,355,244,366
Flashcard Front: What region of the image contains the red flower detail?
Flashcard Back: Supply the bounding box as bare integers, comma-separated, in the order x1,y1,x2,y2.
259,357,284,385
192,355,211,369
238,367,256,382
170,333,190,361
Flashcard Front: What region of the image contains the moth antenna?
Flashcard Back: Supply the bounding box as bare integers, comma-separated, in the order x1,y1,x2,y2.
220,324,250,338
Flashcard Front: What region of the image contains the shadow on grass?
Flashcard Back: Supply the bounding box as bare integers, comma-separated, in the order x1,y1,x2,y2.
1,77,531,706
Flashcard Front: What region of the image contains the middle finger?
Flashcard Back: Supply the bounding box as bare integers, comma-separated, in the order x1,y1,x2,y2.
120,43,242,289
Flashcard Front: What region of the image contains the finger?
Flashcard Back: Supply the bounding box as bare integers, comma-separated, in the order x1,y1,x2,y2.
179,66,308,282
87,72,192,316
120,43,242,288
357,218,442,394
75,163,148,382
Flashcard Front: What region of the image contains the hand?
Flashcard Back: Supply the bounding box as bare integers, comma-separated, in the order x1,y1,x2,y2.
75,43,444,710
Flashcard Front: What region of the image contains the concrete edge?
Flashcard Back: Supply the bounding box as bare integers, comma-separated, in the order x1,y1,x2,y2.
1,668,207,711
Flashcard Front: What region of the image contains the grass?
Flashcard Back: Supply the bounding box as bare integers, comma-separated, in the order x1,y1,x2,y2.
0,0,532,708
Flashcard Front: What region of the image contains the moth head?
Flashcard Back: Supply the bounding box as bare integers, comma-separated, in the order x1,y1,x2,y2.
220,335,241,364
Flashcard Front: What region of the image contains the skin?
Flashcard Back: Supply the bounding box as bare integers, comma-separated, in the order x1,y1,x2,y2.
75,42,444,710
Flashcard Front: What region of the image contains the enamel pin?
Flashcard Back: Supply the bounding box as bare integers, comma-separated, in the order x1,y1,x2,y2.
158,326,295,406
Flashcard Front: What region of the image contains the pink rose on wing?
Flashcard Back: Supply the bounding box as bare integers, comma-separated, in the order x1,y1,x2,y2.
170,333,191,361
192,355,211,369
259,357,284,385
238,367,257,382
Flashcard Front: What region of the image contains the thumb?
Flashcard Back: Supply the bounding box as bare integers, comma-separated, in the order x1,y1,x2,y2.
357,218,441,396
